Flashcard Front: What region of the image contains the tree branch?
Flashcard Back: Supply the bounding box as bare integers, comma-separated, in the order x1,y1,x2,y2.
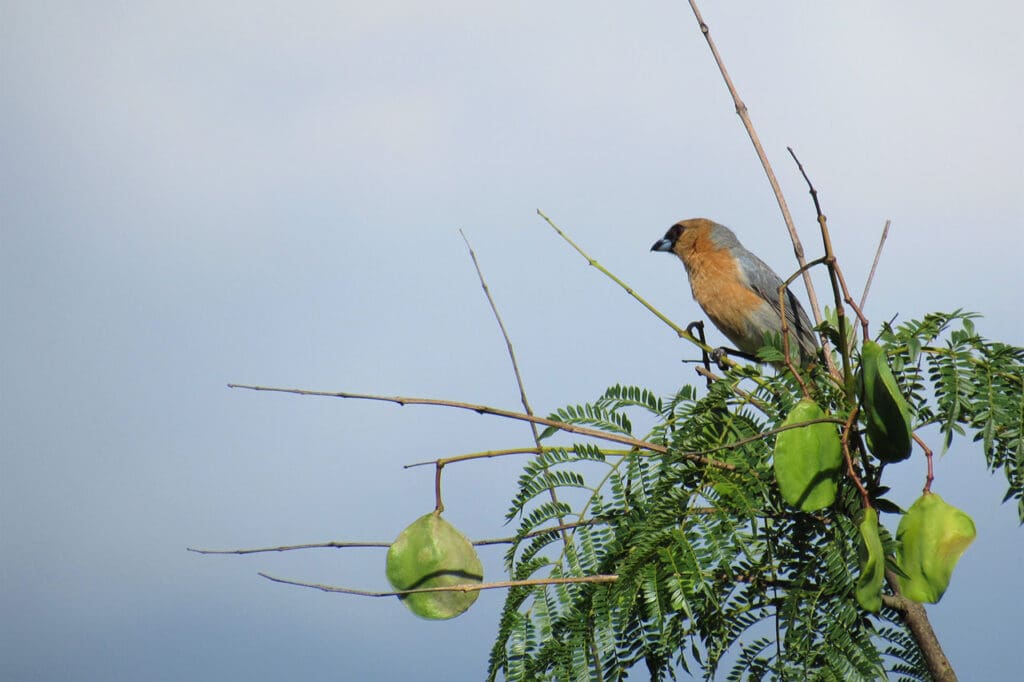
883,569,959,682
258,572,619,597
860,220,891,311
226,383,740,471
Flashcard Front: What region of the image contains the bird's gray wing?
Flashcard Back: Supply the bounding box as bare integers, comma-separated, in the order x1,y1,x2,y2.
737,250,818,358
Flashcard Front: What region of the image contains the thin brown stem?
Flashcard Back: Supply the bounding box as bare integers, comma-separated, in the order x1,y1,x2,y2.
685,0,835,380
188,519,613,557
226,383,737,470
914,433,935,494
787,147,860,390
537,209,700,346
190,506,803,557
840,406,871,509
460,230,541,439
459,231,573,549
434,463,444,513
405,446,631,470
860,220,891,311
775,280,811,399
830,257,872,343
258,572,619,598
188,541,391,555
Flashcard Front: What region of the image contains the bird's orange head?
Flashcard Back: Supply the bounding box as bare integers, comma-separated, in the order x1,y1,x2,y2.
650,218,741,267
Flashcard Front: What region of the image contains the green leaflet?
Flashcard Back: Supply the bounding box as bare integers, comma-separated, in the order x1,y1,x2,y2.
773,398,842,511
859,340,913,462
895,493,976,603
855,508,885,612
386,512,484,619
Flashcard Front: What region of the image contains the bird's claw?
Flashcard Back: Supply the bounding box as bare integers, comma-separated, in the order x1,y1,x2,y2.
710,347,731,370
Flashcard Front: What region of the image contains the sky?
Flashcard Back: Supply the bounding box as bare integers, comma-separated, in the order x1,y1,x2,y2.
2,1,1022,680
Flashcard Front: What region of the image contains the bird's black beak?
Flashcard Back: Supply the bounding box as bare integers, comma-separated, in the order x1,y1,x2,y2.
651,238,673,252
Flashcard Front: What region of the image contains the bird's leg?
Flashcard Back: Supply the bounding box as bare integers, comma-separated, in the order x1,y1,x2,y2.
687,321,714,387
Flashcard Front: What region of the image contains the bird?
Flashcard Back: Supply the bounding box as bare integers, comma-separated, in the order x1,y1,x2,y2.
651,218,818,367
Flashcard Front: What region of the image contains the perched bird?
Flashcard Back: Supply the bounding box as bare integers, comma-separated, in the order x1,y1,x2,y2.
651,218,818,366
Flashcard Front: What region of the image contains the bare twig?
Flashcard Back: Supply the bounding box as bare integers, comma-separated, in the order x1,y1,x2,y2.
258,572,619,597
537,209,701,346
188,519,614,557
839,406,871,509
434,463,444,513
226,383,736,471
405,446,631,470
860,220,891,311
775,279,812,398
882,569,959,682
188,508,776,557
460,231,573,550
460,231,540,437
227,383,844,474
787,148,874,388
188,541,390,555
914,432,935,494
684,1,831,367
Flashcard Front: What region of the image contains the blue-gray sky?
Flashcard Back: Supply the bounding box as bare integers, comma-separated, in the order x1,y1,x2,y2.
2,2,1022,680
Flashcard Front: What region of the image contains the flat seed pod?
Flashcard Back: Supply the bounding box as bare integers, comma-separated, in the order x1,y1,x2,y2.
386,512,483,620
855,507,885,612
773,398,842,511
895,493,976,603
859,340,913,462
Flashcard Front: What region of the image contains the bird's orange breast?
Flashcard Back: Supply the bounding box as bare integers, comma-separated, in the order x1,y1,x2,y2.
679,237,767,349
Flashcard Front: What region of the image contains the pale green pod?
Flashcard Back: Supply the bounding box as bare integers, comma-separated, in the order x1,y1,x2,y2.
773,399,842,511
896,493,976,603
386,513,483,619
855,507,885,612
859,340,913,462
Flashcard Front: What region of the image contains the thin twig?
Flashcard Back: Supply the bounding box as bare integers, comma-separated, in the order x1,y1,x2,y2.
914,432,935,494
227,383,844,473
839,406,871,509
537,209,701,347
405,446,632,470
226,383,735,471
460,231,540,438
860,220,891,311
434,463,444,513
460,231,573,548
188,541,390,555
188,519,613,557
775,280,812,398
684,1,832,373
787,147,862,389
258,572,619,597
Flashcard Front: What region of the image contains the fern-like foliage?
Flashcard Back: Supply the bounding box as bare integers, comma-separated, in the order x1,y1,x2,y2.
881,311,1024,519
487,315,1023,681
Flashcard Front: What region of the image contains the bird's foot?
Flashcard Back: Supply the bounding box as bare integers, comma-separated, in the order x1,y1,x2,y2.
710,347,731,370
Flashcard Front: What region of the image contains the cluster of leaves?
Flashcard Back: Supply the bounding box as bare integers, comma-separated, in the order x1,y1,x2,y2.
881,311,1024,519
487,312,1022,681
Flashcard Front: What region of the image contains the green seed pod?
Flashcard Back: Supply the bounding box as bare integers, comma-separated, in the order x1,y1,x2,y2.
859,340,913,462
855,507,885,612
895,493,976,603
386,512,483,619
773,398,842,511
